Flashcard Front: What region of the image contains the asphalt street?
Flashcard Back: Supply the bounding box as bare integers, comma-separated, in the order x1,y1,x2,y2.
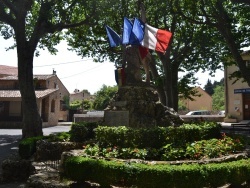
0,125,71,188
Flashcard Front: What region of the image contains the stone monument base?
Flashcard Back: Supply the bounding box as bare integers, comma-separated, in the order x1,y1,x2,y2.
103,85,183,128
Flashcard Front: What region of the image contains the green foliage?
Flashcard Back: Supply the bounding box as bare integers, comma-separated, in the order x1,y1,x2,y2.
0,1,100,138
63,157,250,188
80,133,244,161
67,0,228,110
95,122,221,149
185,134,244,160
19,132,72,159
70,122,98,142
204,79,214,95
69,100,83,110
19,136,46,159
82,99,92,110
69,99,93,111
46,132,71,142
178,100,187,111
63,96,70,110
212,85,225,111
82,144,150,160
92,85,118,110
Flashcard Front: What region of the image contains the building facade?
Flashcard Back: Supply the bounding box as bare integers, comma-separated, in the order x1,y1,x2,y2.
181,87,213,112
70,89,93,103
0,66,69,128
225,51,250,122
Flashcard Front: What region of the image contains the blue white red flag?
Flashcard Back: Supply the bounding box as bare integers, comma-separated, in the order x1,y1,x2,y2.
105,17,172,53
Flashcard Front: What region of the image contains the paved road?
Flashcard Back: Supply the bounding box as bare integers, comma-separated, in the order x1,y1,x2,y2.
0,125,71,188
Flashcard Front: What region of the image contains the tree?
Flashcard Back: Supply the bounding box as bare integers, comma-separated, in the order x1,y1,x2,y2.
177,0,250,87
93,85,118,110
212,85,225,110
231,0,250,5
83,99,92,110
69,100,83,111
0,1,98,138
68,0,225,111
204,79,214,96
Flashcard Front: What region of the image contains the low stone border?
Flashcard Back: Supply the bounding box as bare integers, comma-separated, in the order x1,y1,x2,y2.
60,150,248,169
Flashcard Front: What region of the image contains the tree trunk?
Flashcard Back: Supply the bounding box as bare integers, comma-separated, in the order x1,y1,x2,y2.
162,56,174,109
149,55,167,105
18,47,43,138
216,1,250,86
15,34,43,138
14,6,43,139
171,65,179,111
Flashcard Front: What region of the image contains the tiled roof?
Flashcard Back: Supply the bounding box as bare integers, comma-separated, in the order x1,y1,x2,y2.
0,65,18,75
0,88,58,99
241,50,250,56
0,74,55,80
0,75,18,80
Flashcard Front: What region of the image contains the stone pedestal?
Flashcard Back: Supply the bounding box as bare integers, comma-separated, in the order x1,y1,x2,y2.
104,110,129,126
103,85,183,128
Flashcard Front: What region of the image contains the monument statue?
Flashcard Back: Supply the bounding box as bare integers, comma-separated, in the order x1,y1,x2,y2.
103,3,183,128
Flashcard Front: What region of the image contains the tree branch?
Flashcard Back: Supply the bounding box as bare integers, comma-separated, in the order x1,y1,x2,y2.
1,0,18,15
29,1,96,52
0,1,15,26
231,0,250,5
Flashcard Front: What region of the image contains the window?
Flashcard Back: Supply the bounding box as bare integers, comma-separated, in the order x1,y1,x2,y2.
245,60,250,67
0,102,4,114
60,100,67,111
51,99,55,112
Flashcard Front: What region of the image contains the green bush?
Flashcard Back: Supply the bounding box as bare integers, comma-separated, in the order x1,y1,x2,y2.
19,136,45,159
80,133,245,161
63,157,250,188
95,122,221,149
47,132,71,142
70,122,98,142
19,132,71,159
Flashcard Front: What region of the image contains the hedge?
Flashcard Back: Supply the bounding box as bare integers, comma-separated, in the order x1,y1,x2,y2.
63,156,250,188
95,122,221,148
19,136,46,159
70,122,98,142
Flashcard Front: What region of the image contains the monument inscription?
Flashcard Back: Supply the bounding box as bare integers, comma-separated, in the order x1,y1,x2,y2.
104,111,129,126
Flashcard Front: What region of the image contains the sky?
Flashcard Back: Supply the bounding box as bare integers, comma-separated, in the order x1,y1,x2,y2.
0,37,224,94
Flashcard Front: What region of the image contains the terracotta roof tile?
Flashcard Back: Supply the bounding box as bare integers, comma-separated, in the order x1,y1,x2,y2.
0,74,55,80
0,88,58,99
0,65,18,75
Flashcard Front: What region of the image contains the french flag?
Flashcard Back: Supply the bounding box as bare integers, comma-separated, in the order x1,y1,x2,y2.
125,18,172,53
140,23,172,53
105,17,172,53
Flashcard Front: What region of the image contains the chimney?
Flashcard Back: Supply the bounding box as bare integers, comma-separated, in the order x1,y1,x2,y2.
52,68,56,75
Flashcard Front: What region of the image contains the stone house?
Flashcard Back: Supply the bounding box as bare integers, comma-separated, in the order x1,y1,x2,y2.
181,86,213,112
0,65,69,128
224,50,250,122
69,89,93,103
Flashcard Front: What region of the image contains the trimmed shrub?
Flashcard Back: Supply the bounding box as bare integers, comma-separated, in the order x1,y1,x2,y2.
95,122,221,148
63,157,250,188
70,122,98,142
19,136,45,159
19,132,71,159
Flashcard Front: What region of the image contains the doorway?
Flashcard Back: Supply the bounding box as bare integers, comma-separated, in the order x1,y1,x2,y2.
243,93,250,120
